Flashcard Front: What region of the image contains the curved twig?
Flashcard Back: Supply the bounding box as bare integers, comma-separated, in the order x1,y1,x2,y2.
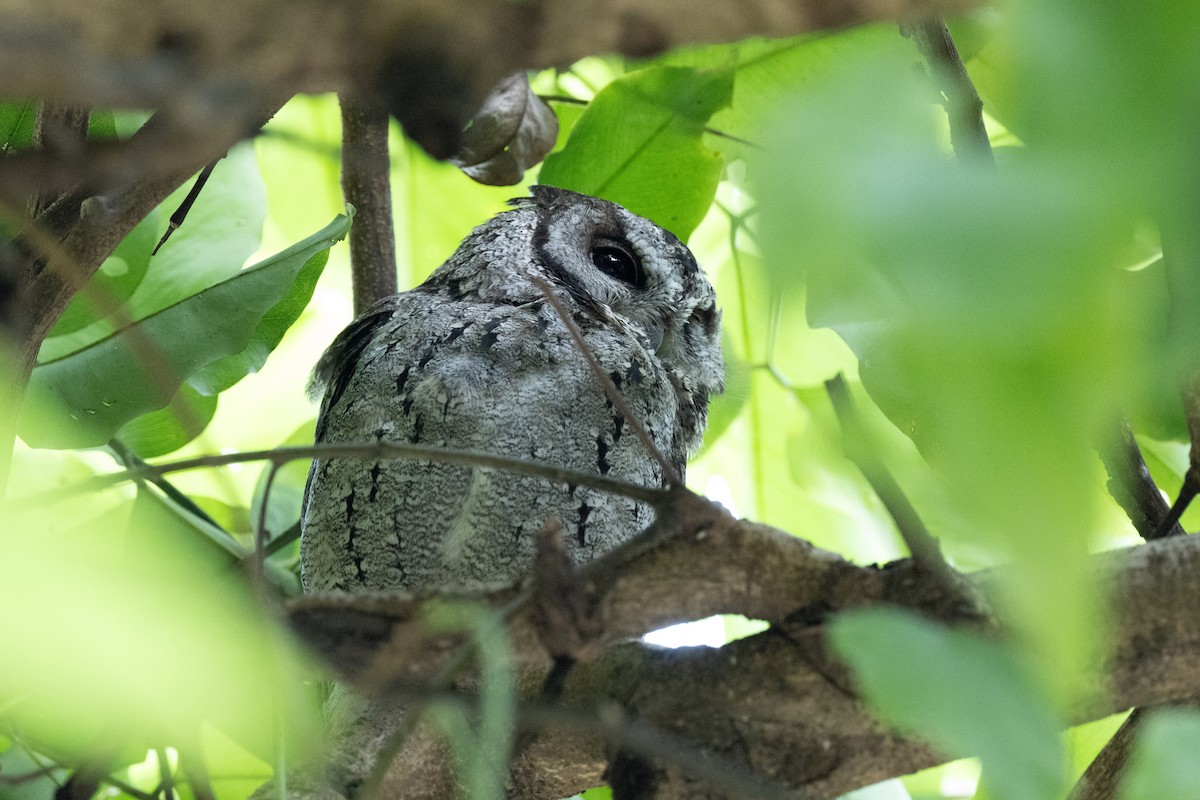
10,441,669,510
532,275,682,488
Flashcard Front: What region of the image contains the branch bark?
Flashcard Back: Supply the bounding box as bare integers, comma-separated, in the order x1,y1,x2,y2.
902,17,993,165
286,491,1200,799
0,0,979,150
340,96,398,315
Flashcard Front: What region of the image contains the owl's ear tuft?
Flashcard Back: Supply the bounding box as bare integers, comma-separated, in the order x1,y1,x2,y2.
511,185,586,210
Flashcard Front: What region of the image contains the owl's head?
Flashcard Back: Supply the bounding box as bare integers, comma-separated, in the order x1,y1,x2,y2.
516,186,724,397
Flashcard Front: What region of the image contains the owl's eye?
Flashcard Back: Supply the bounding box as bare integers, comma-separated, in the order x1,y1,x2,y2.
591,245,644,289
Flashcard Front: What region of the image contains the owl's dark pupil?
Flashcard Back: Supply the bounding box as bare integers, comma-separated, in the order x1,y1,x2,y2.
592,246,642,288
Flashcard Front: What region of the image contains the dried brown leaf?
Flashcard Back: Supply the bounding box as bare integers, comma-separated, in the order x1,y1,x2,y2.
450,72,559,186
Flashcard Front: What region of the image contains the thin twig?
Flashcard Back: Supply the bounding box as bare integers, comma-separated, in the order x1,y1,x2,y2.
1157,373,1200,537
339,95,398,314
0,763,61,786
531,275,682,488
901,18,994,165
11,441,668,510
1098,417,1183,540
1066,706,1147,800
272,708,288,800
264,520,301,557
107,438,227,531
152,160,219,255
252,460,280,601
178,737,215,800
1159,473,1200,537
155,746,175,800
825,375,958,593
103,776,156,800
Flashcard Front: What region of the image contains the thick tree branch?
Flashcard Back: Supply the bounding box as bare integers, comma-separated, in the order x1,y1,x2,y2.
287,498,1200,799
339,96,398,314
0,0,979,152
27,103,90,221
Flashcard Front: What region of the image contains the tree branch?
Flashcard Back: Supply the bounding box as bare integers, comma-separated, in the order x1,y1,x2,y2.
0,0,980,147
902,17,993,165
825,374,960,596
286,496,1200,799
1098,417,1182,540
340,95,398,314
11,441,669,509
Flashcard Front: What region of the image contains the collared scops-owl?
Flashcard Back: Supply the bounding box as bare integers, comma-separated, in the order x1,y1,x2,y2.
301,186,723,594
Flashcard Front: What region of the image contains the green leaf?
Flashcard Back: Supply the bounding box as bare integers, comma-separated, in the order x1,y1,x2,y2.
40,144,267,358
829,608,1065,800
88,109,118,141
114,383,219,458
1120,710,1200,800
664,25,908,155
50,209,161,336
0,741,67,800
20,213,351,449
0,485,315,758
0,101,36,151
189,232,334,395
538,65,731,240
191,495,254,536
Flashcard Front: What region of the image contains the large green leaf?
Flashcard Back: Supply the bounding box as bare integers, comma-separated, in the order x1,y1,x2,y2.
0,101,36,152
20,213,351,449
41,144,267,358
1121,711,1200,800
664,25,908,155
829,608,1065,800
0,482,315,759
189,225,336,395
114,383,219,459
538,65,731,240
49,208,161,336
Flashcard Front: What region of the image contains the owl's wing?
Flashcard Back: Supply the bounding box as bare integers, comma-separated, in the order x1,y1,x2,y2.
309,296,401,441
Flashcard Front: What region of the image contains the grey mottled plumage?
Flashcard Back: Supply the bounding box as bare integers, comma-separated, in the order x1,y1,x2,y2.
301,186,723,595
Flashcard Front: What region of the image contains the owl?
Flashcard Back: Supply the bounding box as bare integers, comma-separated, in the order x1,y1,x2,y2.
301,186,723,595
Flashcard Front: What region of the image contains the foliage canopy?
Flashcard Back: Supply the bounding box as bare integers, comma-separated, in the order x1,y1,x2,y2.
4,3,1200,799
